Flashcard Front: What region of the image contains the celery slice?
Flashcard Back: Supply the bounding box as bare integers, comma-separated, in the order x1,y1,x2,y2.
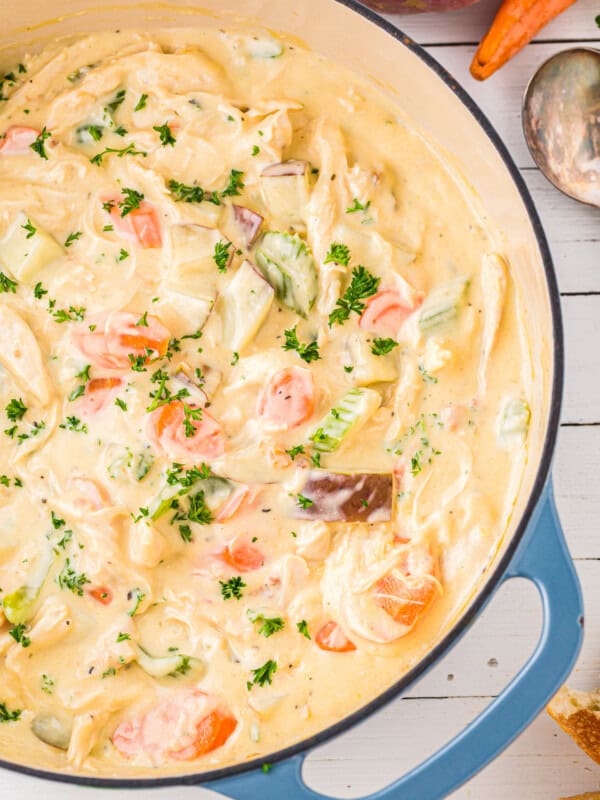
136,646,200,678
3,547,54,624
310,387,381,453
254,232,318,317
419,276,469,334
499,398,530,438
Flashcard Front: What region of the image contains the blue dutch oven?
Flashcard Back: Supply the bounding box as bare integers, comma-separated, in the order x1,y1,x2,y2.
0,1,583,797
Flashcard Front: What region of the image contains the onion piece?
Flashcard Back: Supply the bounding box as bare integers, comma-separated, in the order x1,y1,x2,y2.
261,160,308,177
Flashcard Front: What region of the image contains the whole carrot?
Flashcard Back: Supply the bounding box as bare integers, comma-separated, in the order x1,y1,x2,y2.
470,0,578,80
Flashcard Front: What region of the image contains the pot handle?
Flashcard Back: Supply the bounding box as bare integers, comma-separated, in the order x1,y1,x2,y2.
205,484,583,800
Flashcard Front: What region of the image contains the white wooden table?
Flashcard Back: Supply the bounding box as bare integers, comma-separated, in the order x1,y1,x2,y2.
1,2,599,798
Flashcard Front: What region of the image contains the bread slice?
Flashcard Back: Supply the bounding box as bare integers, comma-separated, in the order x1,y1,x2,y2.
549,686,600,766
559,794,600,800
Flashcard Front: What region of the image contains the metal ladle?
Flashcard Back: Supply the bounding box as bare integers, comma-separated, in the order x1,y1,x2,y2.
523,47,600,208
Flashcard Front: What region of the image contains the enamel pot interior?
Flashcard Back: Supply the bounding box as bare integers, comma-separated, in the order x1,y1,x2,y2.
0,0,562,786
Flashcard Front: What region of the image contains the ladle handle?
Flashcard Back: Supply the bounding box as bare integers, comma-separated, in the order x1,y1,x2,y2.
206,482,583,800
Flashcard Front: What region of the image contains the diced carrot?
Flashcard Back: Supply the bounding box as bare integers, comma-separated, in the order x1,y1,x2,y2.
223,542,264,573
104,196,162,248
72,311,170,370
147,400,226,461
87,585,113,605
315,621,356,653
112,691,236,761
78,376,124,416
258,366,315,428
173,710,237,760
374,572,440,629
0,126,40,155
359,290,413,336
471,0,577,81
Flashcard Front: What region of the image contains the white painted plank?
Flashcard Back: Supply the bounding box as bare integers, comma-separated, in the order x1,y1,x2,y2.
555,426,600,559
563,295,600,424
522,171,600,296
383,0,600,45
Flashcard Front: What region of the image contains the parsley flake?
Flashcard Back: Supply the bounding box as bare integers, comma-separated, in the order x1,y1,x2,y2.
213,240,232,272
220,576,246,600
324,242,350,266
282,326,320,363
0,272,17,293
153,122,176,146
371,337,398,356
247,659,277,690
328,266,380,327
30,127,51,160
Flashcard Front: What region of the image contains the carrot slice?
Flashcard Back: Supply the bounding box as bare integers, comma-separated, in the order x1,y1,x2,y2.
223,542,264,573
359,290,413,336
173,710,238,760
471,0,577,80
0,126,40,154
375,573,439,629
315,621,356,653
104,197,163,249
73,311,170,370
258,366,315,428
147,400,226,461
87,585,113,605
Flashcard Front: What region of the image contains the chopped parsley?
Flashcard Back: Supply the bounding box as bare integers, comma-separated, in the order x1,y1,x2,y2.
410,451,422,477
153,122,176,146
230,351,239,366
136,311,149,327
328,266,380,327
262,764,273,774
219,576,246,600
69,364,91,401
83,124,103,142
282,326,321,363
51,510,65,529
371,337,398,356
57,558,90,596
310,451,321,468
90,143,147,166
134,93,148,111
41,674,55,694
324,242,350,267
114,126,127,137
251,145,260,156
128,588,146,616
5,398,27,422
221,168,245,197
180,490,213,525
182,403,202,437
30,127,51,160
285,444,305,461
247,610,284,638
115,397,128,411
119,187,144,217
22,218,36,239
0,703,21,722
106,88,126,113
246,659,277,690
172,656,192,676
33,282,47,299
117,248,129,262
296,493,313,509
116,632,131,642
0,272,17,293
128,353,148,372
346,197,371,214
297,620,311,639
9,624,31,648
59,415,88,433
64,231,82,247
213,240,232,272
52,305,85,323
178,523,193,543
168,179,219,205
418,364,438,384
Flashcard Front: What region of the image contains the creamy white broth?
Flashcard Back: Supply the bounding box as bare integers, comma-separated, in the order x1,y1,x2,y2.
0,28,529,777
